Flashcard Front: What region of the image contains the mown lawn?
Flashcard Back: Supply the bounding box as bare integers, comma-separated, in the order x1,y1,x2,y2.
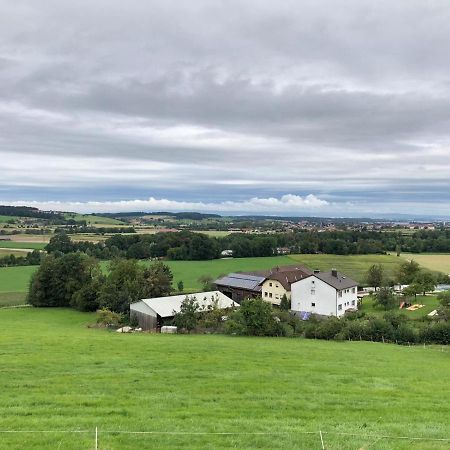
0,308,449,449
360,294,440,319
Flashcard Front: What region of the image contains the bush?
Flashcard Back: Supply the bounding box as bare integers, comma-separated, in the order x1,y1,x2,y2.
394,323,418,344
420,323,450,344
96,308,123,327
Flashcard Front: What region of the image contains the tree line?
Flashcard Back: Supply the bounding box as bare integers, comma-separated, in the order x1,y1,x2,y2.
28,253,173,314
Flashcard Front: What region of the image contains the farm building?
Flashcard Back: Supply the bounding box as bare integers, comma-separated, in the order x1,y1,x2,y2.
260,265,313,305
215,265,312,306
130,290,239,331
291,269,358,317
215,272,266,303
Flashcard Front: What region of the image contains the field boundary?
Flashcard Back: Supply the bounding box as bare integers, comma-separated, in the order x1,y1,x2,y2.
1,427,449,448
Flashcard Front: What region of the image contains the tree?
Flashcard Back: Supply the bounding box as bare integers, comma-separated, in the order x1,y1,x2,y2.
366,264,384,291
437,291,450,321
402,283,422,301
413,271,436,296
28,253,100,308
177,280,184,292
280,294,290,311
45,232,74,254
226,298,279,336
397,260,421,284
98,259,148,314
173,296,200,332
144,261,173,297
373,287,396,310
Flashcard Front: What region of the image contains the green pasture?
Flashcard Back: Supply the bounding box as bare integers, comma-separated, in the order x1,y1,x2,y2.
0,308,448,449
0,241,46,250
64,213,125,226
0,215,20,223
0,254,405,297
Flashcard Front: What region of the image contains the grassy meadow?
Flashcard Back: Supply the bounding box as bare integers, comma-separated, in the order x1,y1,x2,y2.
0,308,448,449
64,213,125,226
0,241,46,250
0,254,404,306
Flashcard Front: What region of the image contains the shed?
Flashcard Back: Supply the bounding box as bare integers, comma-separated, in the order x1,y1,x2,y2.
130,290,238,331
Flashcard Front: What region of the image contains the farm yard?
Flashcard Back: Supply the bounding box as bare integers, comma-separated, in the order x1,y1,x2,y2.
0,308,449,449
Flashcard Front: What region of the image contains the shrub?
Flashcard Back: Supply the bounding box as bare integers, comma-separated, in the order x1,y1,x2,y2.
96,308,123,327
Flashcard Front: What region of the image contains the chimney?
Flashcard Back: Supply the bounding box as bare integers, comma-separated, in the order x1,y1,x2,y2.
314,269,320,274
331,269,338,277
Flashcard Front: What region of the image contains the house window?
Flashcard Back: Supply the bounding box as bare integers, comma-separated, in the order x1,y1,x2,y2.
352,287,356,293
338,304,342,311
311,302,316,307
264,292,268,297
276,284,279,288
269,282,272,287
269,293,273,298
311,289,315,295
275,295,280,300
352,300,355,306
338,291,342,297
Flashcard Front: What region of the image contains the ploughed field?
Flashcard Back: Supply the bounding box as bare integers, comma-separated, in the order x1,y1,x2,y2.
0,308,449,449
0,254,404,307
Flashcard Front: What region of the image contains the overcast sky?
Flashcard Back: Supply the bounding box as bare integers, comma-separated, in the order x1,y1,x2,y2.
1,0,450,216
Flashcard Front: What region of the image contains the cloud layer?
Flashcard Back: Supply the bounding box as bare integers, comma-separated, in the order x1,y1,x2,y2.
1,1,450,215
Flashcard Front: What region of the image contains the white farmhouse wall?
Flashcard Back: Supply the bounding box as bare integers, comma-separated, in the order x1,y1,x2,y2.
291,276,357,317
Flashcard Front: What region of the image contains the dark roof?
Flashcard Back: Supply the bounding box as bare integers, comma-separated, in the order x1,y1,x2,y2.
265,265,313,291
215,273,265,292
314,271,358,290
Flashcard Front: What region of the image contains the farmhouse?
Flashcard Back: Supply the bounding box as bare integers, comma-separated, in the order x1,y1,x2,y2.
215,265,312,306
291,269,358,317
130,290,238,331
215,272,266,303
261,265,312,305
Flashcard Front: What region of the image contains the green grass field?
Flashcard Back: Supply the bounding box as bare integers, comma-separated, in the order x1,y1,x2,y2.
0,254,404,297
64,213,125,226
0,215,20,223
162,254,403,291
0,241,46,250
400,253,450,275
0,308,448,449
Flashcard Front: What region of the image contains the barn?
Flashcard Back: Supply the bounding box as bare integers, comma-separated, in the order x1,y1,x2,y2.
130,290,239,331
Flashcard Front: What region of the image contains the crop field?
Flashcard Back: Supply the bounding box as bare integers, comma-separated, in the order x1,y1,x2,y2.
0,308,448,449
0,234,51,243
400,253,450,275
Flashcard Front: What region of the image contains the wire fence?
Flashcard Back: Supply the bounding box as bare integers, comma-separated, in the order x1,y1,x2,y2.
1,428,449,449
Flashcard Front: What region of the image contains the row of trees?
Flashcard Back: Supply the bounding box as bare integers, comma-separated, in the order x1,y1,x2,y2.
172,296,450,345
28,253,173,313
0,250,42,267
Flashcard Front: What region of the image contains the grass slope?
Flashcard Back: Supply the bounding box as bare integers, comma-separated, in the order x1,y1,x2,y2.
0,254,403,295
0,308,449,449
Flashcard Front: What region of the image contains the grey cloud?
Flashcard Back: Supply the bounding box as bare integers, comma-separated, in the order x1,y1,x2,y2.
0,0,450,213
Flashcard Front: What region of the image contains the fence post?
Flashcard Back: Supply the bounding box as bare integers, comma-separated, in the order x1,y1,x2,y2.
95,427,98,450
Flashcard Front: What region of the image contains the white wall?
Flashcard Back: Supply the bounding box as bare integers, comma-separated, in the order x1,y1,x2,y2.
291,276,357,317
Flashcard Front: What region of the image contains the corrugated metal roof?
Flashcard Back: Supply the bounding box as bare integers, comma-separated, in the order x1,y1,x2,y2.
214,273,266,291
130,290,238,318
